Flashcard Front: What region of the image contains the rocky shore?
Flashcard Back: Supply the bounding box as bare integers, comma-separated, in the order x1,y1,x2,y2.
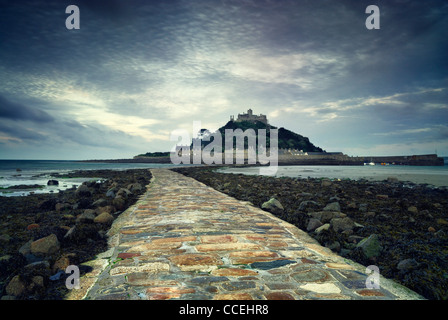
0,169,152,300
173,166,448,300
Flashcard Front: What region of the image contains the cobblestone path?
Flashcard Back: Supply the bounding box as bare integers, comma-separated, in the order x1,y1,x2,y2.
68,169,423,300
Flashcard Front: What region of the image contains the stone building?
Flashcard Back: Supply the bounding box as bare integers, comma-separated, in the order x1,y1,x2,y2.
230,109,268,125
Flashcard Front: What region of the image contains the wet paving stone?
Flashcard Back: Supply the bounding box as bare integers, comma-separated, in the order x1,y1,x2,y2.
249,259,296,270
220,281,257,291
291,268,333,283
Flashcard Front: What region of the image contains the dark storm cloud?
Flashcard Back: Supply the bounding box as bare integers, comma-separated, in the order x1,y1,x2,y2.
0,112,142,150
51,119,135,149
0,120,47,141
0,95,54,122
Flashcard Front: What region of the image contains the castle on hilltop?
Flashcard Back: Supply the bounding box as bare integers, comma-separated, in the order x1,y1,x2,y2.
230,109,268,125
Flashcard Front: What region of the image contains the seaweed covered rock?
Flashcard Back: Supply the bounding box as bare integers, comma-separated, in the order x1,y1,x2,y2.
261,198,284,214
75,184,91,198
355,234,382,259
94,212,114,225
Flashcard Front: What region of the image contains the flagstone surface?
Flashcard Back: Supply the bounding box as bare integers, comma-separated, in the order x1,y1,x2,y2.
70,169,423,300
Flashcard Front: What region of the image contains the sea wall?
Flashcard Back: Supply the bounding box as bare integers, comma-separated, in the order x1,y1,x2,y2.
362,154,444,166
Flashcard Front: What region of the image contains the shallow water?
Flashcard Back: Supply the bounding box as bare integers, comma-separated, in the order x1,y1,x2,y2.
0,160,179,196
218,164,448,188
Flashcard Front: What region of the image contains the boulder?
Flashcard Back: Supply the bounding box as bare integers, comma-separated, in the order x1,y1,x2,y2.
397,258,419,272
76,210,96,223
28,275,45,293
315,223,330,234
52,253,76,273
73,198,91,210
116,188,132,198
24,260,50,271
308,211,346,223
330,217,355,233
298,200,319,212
113,196,126,211
92,198,108,208
106,188,117,198
97,205,115,215
18,240,32,256
64,224,101,243
5,275,26,297
261,198,284,213
47,180,59,186
94,212,114,225
407,206,418,214
30,234,60,256
128,183,143,193
306,218,323,232
84,209,96,215
75,184,91,197
356,234,382,259
323,202,341,212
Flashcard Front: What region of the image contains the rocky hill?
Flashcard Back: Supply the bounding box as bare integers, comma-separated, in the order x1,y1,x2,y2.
194,120,325,153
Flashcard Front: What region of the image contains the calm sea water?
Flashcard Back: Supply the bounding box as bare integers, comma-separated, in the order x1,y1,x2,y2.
2,158,447,196
218,157,448,188
0,160,181,196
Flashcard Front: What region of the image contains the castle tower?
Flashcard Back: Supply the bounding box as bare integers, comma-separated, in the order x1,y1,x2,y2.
233,108,269,125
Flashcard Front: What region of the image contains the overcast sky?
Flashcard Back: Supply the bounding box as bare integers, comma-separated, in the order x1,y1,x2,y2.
0,0,447,160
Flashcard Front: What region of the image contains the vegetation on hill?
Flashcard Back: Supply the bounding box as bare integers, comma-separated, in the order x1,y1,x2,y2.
194,120,325,153
136,151,170,157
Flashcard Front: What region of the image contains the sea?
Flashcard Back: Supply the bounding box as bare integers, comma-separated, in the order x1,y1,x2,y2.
0,160,180,197
1,158,447,196
218,157,448,188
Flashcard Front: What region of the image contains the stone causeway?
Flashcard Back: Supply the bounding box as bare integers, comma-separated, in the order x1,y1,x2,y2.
66,168,424,300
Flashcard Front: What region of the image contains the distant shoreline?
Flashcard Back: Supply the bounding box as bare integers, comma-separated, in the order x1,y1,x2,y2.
78,153,445,166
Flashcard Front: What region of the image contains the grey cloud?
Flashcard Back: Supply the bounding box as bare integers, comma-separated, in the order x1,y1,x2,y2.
0,120,48,141
44,118,139,149
0,113,146,151
0,95,54,122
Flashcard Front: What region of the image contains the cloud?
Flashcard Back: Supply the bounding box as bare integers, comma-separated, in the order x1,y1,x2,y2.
0,120,48,142
295,88,447,121
0,95,54,122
